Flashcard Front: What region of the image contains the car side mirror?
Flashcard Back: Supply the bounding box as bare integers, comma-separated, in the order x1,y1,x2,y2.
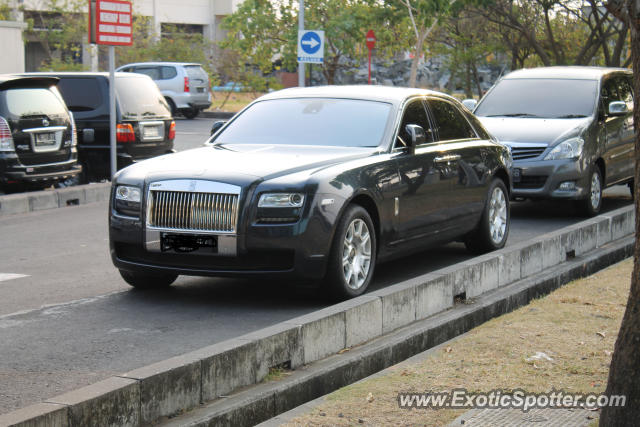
210,120,226,136
608,101,628,117
462,99,477,111
82,128,94,143
404,124,426,154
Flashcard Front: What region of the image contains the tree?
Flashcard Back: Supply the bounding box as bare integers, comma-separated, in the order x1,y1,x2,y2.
600,1,640,425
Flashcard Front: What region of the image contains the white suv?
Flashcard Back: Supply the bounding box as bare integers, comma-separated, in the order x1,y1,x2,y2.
117,62,211,119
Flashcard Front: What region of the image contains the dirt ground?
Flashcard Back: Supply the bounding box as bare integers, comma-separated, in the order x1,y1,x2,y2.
283,258,633,426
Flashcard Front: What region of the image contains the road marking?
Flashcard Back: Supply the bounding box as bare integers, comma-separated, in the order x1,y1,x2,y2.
0,273,29,283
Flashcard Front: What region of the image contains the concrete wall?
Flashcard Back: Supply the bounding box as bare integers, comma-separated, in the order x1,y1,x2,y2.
0,21,27,74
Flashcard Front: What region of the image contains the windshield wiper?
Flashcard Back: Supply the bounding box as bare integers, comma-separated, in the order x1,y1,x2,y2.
486,113,540,118
555,114,587,118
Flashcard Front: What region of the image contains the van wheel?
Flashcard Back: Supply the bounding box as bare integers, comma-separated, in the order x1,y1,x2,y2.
578,166,603,216
181,107,199,119
465,178,510,254
119,270,178,289
165,98,176,116
325,205,377,300
628,179,634,201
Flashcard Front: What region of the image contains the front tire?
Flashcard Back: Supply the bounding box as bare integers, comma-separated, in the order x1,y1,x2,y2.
465,178,510,254
325,205,377,300
119,270,178,289
578,166,603,216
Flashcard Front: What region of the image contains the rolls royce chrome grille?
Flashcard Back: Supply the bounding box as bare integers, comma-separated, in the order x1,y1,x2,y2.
148,190,239,233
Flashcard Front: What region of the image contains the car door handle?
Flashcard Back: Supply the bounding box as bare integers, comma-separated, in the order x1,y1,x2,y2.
434,154,461,163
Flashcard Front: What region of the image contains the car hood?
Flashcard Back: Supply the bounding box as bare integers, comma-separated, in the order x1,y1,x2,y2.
117,144,377,185
477,116,592,146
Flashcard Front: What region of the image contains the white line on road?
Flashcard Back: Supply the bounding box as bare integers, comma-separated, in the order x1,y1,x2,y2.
0,273,29,282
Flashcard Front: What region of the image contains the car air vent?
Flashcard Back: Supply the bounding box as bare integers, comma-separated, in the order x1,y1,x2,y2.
514,175,548,189
148,190,239,233
510,146,546,161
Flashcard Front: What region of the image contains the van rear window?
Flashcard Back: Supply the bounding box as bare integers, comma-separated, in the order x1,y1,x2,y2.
56,78,103,111
3,87,67,117
116,76,170,119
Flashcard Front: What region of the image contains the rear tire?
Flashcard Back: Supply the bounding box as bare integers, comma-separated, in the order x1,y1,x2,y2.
165,98,177,117
465,178,510,254
577,166,603,217
181,107,199,119
119,270,178,289
628,179,634,201
325,205,377,300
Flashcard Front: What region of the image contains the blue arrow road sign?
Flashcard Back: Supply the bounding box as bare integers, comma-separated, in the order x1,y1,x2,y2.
298,30,324,64
301,31,321,54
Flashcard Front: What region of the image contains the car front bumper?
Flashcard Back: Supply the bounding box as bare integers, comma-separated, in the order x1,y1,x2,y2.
511,158,589,200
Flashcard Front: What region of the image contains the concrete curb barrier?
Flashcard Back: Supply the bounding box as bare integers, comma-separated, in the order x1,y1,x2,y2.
0,204,635,426
0,183,111,217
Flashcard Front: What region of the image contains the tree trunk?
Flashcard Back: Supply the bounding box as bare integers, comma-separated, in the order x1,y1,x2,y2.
600,1,640,425
408,27,426,88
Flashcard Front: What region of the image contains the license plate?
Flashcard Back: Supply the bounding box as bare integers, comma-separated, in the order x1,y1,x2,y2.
35,132,56,146
512,168,522,183
161,233,217,254
143,126,160,138
197,87,205,93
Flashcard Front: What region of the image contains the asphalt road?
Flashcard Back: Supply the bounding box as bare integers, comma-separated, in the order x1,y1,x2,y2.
0,117,633,414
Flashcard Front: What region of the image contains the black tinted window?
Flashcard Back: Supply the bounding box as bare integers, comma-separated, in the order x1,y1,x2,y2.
616,77,634,111
115,76,170,119
56,78,103,111
398,99,433,146
475,78,598,119
2,87,67,117
427,99,476,141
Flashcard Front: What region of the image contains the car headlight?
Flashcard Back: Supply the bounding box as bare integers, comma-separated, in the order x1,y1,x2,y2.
258,193,305,208
115,185,141,202
114,185,142,217
544,137,584,160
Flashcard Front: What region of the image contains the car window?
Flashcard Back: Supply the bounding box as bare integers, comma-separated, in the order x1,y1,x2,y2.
2,87,67,117
133,67,161,80
214,98,392,148
616,77,634,111
475,78,598,119
115,76,171,119
397,99,433,147
160,66,177,80
55,78,103,111
427,99,477,141
184,65,208,82
464,111,492,140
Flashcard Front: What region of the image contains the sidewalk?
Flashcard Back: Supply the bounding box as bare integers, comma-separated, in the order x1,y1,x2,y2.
263,258,632,426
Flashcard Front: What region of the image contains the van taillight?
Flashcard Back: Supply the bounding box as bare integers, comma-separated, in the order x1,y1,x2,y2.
116,124,135,142
0,116,15,152
184,77,190,93
168,121,176,140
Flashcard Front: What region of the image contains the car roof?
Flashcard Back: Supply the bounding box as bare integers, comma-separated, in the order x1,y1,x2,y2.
18,71,150,79
504,66,632,80
118,62,202,67
258,85,455,104
0,74,59,90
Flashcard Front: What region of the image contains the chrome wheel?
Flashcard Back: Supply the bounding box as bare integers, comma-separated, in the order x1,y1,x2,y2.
489,186,507,244
590,171,602,211
342,218,372,290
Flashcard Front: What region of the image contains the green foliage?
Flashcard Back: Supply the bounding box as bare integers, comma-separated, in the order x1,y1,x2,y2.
0,0,12,20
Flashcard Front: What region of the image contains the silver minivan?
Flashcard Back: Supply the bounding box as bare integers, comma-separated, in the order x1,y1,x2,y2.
117,62,211,119
465,66,634,215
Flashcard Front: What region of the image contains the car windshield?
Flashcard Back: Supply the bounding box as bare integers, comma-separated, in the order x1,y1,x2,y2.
214,98,392,148
116,76,171,119
475,78,598,119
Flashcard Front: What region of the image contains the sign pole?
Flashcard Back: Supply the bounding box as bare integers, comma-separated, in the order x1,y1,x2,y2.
368,48,371,85
298,0,305,87
109,45,116,180
365,30,376,86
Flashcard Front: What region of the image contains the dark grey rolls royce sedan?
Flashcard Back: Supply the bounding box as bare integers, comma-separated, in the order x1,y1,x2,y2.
109,86,512,299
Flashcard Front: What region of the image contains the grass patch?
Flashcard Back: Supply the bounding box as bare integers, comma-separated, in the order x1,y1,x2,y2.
207,92,264,112
284,258,632,426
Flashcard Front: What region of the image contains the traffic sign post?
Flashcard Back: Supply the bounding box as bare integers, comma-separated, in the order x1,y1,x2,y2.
298,30,325,64
88,0,132,179
366,30,376,85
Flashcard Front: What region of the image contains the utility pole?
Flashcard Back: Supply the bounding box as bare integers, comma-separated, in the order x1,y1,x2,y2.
298,0,305,87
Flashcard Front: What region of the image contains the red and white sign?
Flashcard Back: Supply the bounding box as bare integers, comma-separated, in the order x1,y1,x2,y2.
366,30,376,50
90,0,132,46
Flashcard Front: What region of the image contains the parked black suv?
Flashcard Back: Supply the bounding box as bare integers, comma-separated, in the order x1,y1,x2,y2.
0,75,81,192
21,72,176,182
